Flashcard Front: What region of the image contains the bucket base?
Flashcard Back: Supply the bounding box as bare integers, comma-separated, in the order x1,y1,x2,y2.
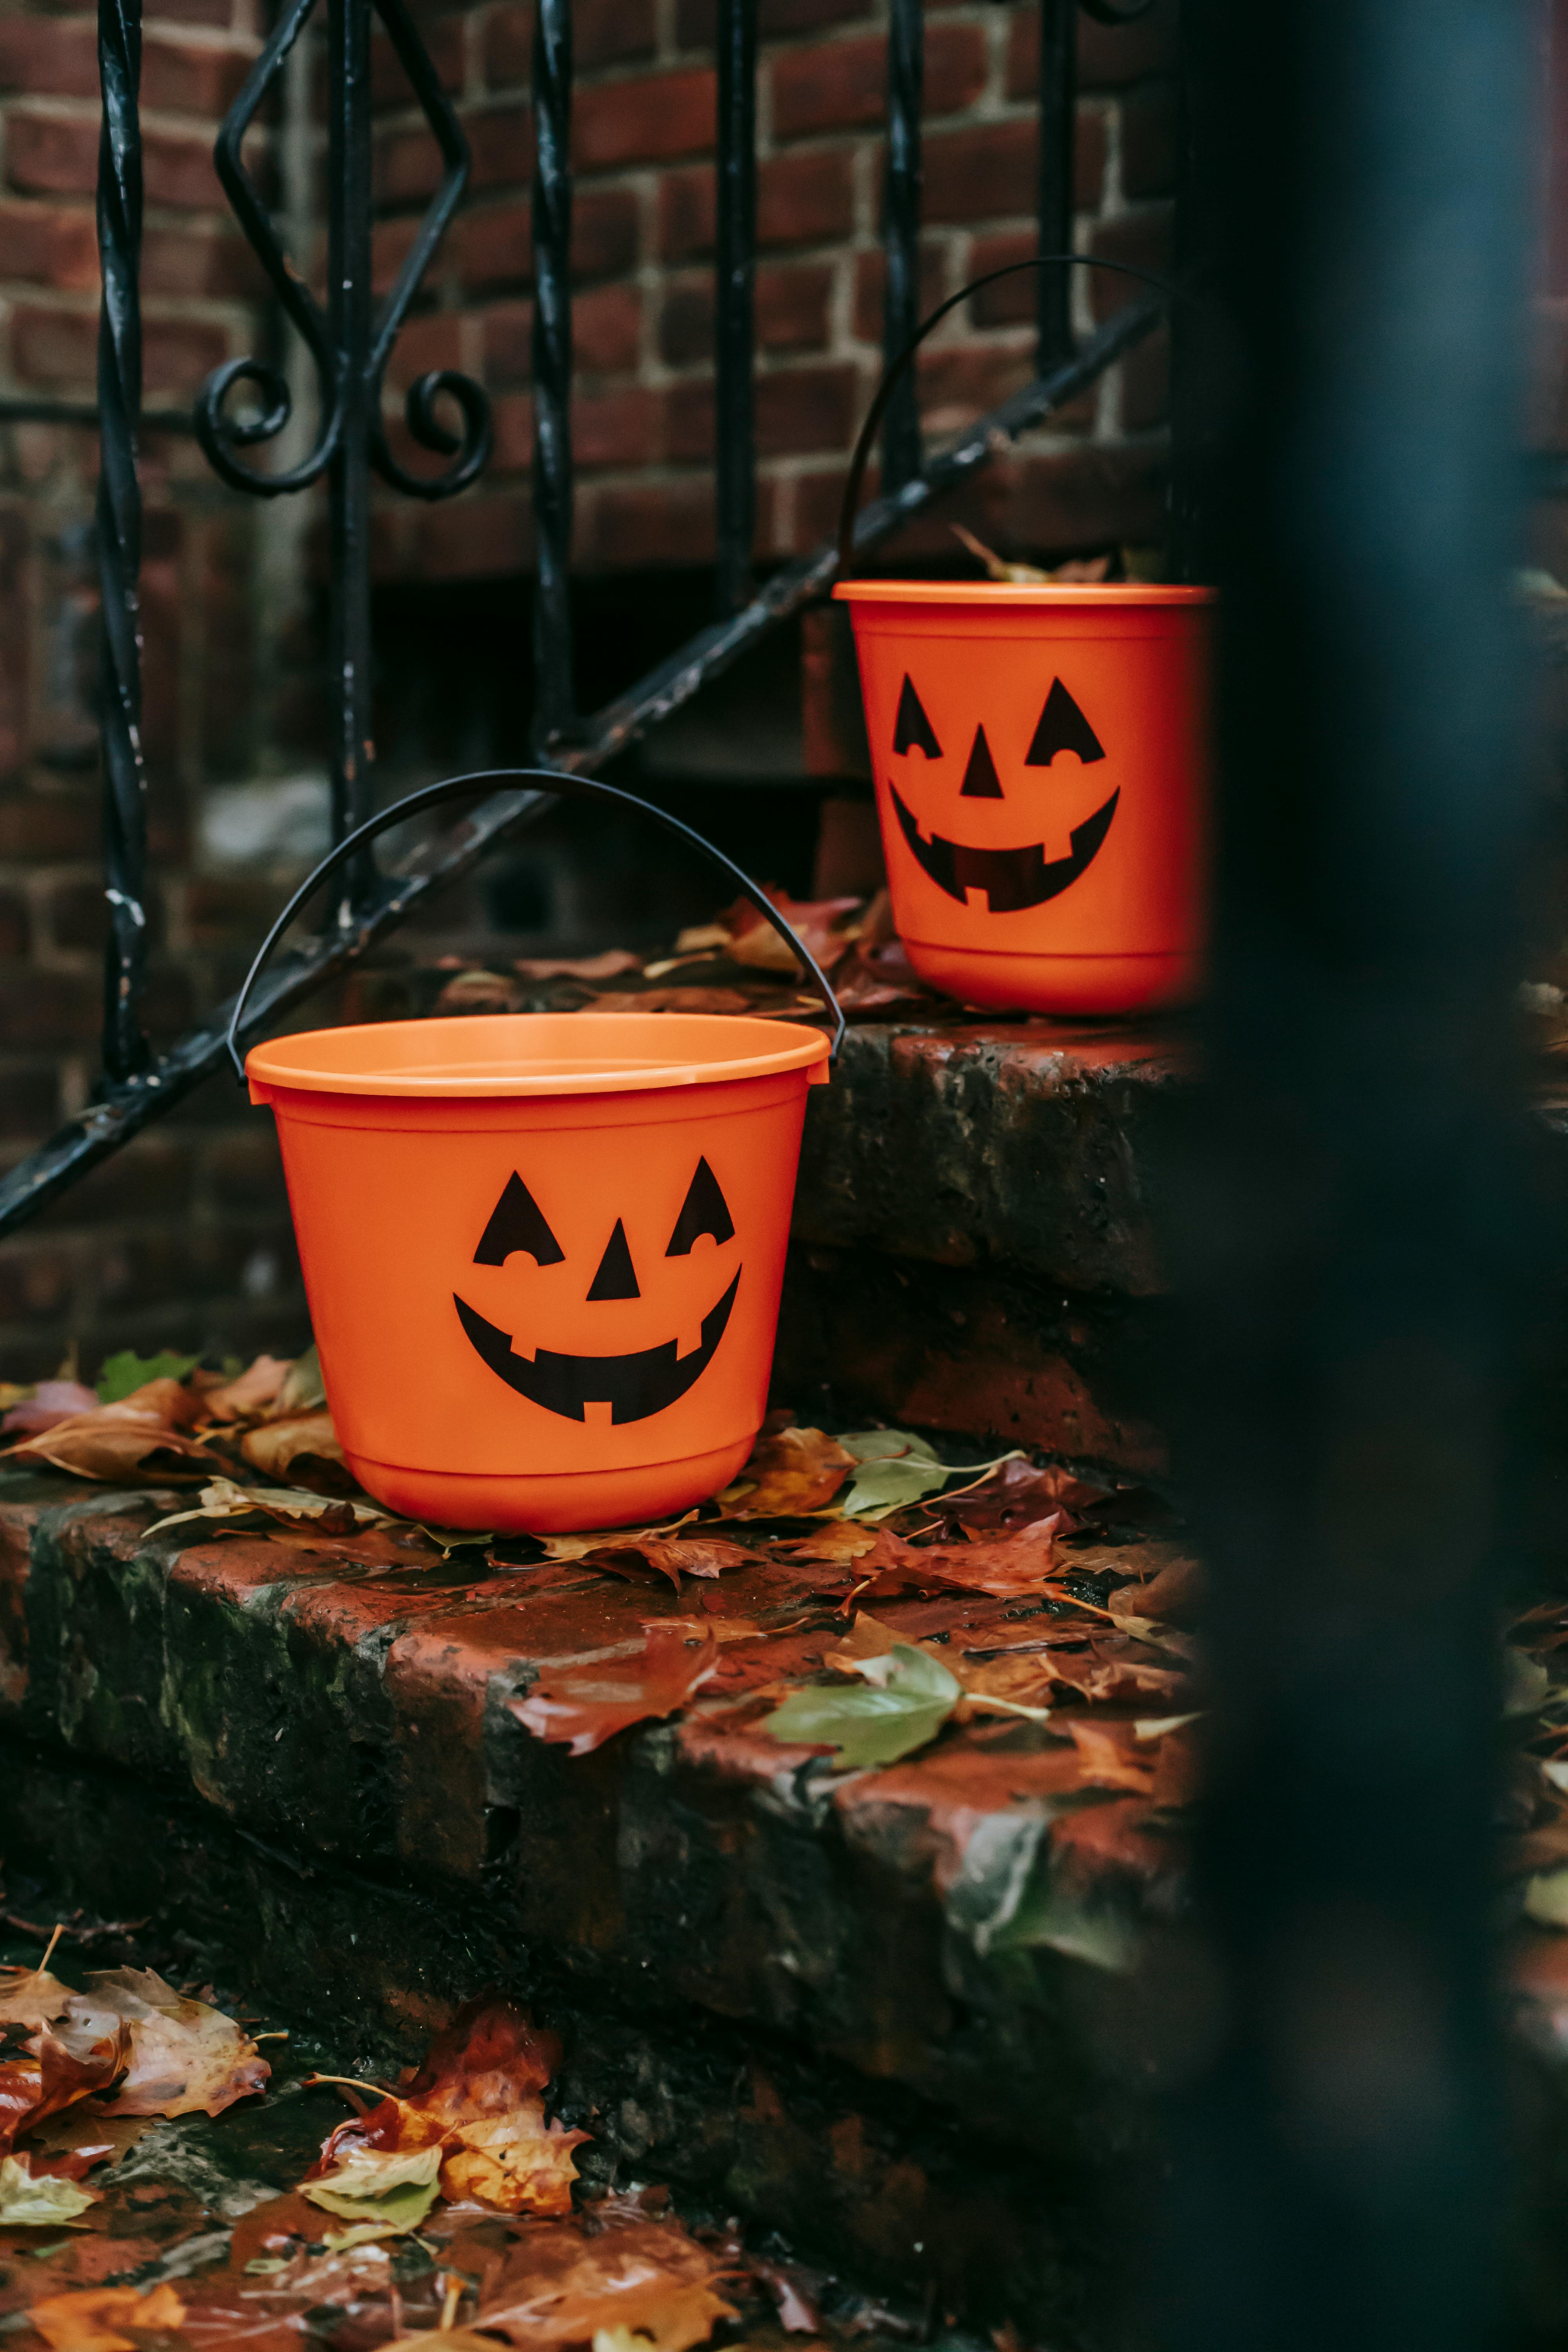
343,1434,757,1536
904,940,1202,1018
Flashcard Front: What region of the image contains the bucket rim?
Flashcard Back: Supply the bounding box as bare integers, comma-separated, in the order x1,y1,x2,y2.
245,1010,832,1100
832,580,1215,607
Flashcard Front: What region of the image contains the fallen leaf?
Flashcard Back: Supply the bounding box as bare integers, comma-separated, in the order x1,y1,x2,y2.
274,1345,327,1416
581,1533,753,1589
27,2284,185,2352
761,1644,961,1768
0,2024,126,2155
1118,1550,1205,1624
835,1432,1027,1521
301,2142,443,2236
0,2154,95,2225
932,1456,1107,1539
198,1356,293,1423
780,1519,878,1567
0,1382,99,1437
796,1518,1061,1601
510,1622,719,1756
715,1425,854,1517
309,1995,589,2219
0,1931,72,2033
144,1477,392,1542
60,1969,269,2118
240,1408,352,1495
96,1350,199,1405
1054,1719,1156,1795
515,949,642,982
467,2211,737,2352
5,1379,215,1484
434,969,524,1016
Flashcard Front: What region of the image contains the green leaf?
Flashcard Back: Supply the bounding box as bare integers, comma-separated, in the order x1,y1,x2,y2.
762,1644,961,1768
834,1429,949,1518
97,1348,199,1403
300,2140,443,2236
0,2155,95,2225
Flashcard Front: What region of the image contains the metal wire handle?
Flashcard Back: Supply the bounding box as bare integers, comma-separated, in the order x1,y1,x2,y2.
837,252,1180,580
225,768,848,1083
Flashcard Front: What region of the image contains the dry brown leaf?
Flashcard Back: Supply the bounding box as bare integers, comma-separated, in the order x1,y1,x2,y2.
779,1519,878,1566
716,1424,854,1518
468,2210,738,2352
28,2284,185,2352
510,1621,719,1756
0,1932,72,2033
239,1408,352,1495
1055,1719,1156,1794
199,1356,293,1423
793,1517,1060,1600
308,1995,588,2218
60,1969,269,2119
514,949,642,982
581,1533,753,1590
5,1377,216,1484
0,1380,99,1437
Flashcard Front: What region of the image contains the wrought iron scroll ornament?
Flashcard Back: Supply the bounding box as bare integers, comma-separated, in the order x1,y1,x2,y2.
196,0,492,502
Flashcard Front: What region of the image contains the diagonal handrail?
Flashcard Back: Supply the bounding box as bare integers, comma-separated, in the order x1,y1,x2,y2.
0,290,1164,1241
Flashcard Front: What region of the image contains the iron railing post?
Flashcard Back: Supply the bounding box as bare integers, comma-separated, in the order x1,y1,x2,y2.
95,0,148,1080
1164,2,1534,2347
880,0,923,494
714,0,757,616
326,0,376,890
530,0,577,751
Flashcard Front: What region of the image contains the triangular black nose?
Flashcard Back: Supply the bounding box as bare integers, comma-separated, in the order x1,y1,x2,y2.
587,1218,641,1300
959,724,1004,798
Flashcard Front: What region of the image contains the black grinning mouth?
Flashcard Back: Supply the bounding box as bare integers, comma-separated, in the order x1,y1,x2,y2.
453,1269,740,1424
889,783,1120,914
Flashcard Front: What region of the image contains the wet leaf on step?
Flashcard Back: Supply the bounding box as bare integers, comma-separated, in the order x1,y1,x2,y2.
27,2283,185,2352
308,1994,589,2219
761,1643,962,1769
0,2023,128,2156
510,1622,720,1757
579,1533,754,1590
713,1423,854,1517
463,2209,738,2352
835,1432,1030,1521
0,2154,95,2226
239,1408,354,1496
928,1455,1109,1539
791,1517,1062,1600
4,1379,216,1484
144,1477,392,1543
60,1969,269,2119
96,1350,200,1405
301,2143,443,2235
0,1932,74,2033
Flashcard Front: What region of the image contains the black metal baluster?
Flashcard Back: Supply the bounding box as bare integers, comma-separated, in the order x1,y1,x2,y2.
96,0,147,1081
531,0,576,751
714,0,756,616
880,0,922,494
1036,0,1074,370
327,0,376,888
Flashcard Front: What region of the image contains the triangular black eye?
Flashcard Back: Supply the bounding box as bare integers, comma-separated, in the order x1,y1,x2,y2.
666,1157,735,1256
959,725,1004,798
587,1218,641,1300
1026,679,1105,766
893,675,942,758
474,1172,565,1267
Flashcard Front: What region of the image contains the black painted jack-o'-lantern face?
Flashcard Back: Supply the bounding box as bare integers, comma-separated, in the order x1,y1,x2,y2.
453,1159,739,1423
887,674,1119,913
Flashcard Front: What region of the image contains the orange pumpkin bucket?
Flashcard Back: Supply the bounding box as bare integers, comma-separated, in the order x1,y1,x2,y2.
833,250,1214,1016
834,581,1214,1015
232,773,841,1533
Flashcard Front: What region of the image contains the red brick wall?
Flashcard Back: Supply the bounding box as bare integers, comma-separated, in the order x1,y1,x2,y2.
0,0,1179,1376
367,0,1179,583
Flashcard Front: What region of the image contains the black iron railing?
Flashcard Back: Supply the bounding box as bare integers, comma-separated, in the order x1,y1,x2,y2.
0,0,1166,1234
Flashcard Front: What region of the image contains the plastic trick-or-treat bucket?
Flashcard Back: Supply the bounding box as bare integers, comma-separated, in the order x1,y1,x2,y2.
834,580,1214,1016
232,772,842,1534
833,249,1215,1017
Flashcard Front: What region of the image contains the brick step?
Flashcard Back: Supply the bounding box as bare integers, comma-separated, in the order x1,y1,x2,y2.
0,1473,1174,2339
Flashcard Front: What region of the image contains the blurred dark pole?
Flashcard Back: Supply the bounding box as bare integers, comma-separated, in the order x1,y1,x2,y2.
1165,5,1535,2351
